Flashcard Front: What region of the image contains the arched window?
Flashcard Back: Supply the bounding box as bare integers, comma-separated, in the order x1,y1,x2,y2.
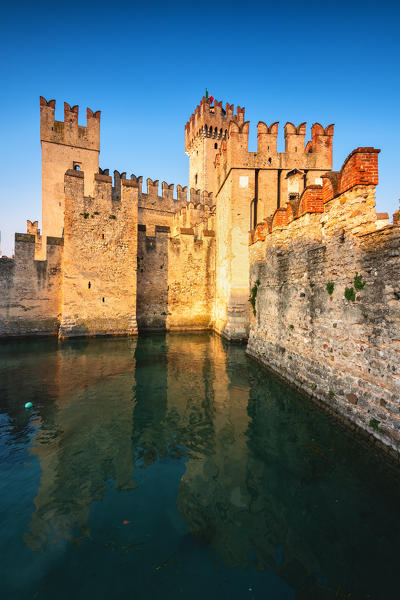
214,143,218,149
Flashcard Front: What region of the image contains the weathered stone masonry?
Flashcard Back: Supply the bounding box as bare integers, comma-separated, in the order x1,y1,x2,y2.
247,148,400,456
0,232,63,337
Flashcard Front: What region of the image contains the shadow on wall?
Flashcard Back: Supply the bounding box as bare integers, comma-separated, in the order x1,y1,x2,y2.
136,225,169,331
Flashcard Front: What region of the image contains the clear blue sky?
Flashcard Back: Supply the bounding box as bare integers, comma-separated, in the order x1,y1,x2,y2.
0,0,399,255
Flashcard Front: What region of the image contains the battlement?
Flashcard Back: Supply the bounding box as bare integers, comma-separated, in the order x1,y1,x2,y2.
64,170,138,220
123,172,192,212
185,96,245,153
320,147,380,205
216,120,334,183
249,146,385,244
40,96,100,151
13,232,63,262
172,191,215,235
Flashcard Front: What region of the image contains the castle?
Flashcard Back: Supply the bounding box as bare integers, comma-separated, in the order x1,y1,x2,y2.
1,95,400,456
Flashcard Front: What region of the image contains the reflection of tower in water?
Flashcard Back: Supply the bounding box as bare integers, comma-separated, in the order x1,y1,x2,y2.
176,336,252,560
132,333,217,469
24,338,137,550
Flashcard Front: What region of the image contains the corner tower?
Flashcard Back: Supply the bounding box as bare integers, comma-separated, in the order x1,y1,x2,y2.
40,97,101,239
185,97,245,195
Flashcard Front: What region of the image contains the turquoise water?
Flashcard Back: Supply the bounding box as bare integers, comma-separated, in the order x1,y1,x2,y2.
1,333,400,599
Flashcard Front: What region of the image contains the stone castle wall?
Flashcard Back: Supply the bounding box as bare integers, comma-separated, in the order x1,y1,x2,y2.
59,170,139,337
137,197,216,332
137,226,169,330
247,148,400,455
0,234,63,336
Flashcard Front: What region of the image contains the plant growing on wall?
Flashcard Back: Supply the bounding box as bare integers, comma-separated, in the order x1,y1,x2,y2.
80,212,89,219
369,418,380,431
249,279,260,316
354,272,366,290
109,214,116,220
326,282,335,295
345,287,356,302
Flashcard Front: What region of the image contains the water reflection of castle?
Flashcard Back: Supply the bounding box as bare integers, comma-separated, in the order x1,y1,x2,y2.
25,338,138,549
24,333,386,597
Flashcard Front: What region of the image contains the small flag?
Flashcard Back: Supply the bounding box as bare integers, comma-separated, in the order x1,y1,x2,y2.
205,89,214,104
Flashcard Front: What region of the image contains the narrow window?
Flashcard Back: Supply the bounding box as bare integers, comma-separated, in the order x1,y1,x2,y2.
195,174,198,185
102,233,105,239
102,297,105,303
268,158,272,165
250,198,258,230
214,142,218,149
88,281,91,289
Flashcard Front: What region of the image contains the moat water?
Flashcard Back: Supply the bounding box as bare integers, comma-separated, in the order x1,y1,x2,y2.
1,333,400,599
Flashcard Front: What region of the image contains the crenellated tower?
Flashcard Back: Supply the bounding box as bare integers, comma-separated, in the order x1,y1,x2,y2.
40,97,101,241
185,97,245,196
196,97,335,341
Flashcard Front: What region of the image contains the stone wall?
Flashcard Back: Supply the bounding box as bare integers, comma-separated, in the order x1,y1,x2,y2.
137,226,169,330
0,234,63,337
214,169,252,341
60,170,138,337
137,224,215,332
247,147,400,455
167,229,215,331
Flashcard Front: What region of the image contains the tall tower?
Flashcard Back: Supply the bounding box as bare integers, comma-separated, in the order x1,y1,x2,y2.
40,97,101,240
185,97,245,196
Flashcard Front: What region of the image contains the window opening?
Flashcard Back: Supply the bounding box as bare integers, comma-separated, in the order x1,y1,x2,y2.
250,198,258,230
88,281,91,289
